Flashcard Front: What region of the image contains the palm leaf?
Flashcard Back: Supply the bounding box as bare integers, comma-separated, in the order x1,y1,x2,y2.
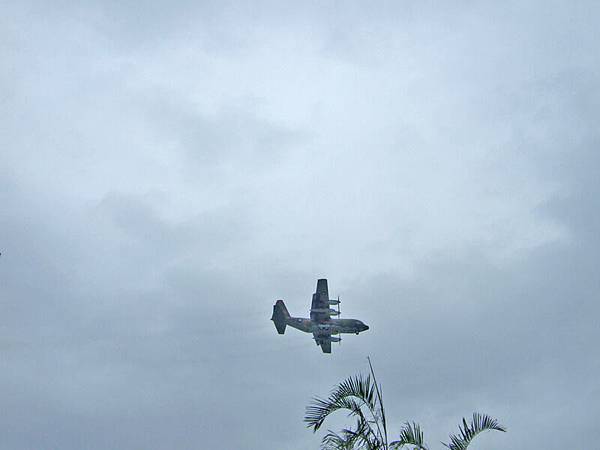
390,422,427,449
321,429,354,449
443,412,506,450
305,369,388,449
305,373,378,432
367,357,388,446
322,419,380,450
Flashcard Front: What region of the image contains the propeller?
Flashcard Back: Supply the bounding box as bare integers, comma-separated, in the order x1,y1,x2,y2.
337,296,341,346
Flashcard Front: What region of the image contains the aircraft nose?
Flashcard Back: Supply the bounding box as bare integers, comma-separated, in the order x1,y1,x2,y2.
363,324,369,331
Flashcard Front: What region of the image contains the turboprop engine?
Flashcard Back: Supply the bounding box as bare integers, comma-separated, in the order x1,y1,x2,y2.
310,308,340,316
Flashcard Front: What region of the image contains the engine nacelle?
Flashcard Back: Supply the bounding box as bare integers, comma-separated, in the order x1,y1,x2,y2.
329,336,341,343
328,299,340,305
311,308,340,316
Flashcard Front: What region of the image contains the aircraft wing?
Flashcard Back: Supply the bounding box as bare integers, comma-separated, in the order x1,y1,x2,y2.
313,331,332,354
310,279,331,323
320,339,331,354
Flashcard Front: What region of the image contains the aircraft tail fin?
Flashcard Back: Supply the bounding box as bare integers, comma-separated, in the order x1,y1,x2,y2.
271,300,290,334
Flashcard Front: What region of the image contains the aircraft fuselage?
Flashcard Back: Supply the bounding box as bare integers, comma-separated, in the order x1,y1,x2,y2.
286,317,369,335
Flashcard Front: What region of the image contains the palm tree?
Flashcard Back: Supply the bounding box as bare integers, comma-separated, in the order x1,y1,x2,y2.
305,358,506,450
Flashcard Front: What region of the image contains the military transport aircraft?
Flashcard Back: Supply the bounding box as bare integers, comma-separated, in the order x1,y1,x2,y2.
271,279,369,353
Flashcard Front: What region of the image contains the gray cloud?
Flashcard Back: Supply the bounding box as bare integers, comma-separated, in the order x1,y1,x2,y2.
1,1,599,449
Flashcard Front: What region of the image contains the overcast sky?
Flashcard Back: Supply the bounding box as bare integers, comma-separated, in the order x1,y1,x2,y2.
2,1,599,449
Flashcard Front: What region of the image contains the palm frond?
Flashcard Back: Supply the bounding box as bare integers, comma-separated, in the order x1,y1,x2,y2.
390,422,427,449
322,418,380,450
322,429,354,449
305,373,379,432
367,357,388,445
443,412,506,450
305,395,366,432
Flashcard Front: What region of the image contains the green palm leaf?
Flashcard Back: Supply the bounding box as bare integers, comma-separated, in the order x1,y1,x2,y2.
305,360,505,450
305,370,386,449
443,412,506,450
305,373,378,432
322,419,380,450
390,422,427,449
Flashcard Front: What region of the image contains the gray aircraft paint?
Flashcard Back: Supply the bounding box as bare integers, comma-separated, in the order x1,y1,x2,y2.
271,279,369,353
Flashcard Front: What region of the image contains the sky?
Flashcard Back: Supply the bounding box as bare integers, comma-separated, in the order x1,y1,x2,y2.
1,1,599,449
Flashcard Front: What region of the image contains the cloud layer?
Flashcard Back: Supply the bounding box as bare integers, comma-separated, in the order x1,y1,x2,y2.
2,2,599,449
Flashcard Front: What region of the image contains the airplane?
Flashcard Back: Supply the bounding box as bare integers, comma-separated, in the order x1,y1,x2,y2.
271,278,369,353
